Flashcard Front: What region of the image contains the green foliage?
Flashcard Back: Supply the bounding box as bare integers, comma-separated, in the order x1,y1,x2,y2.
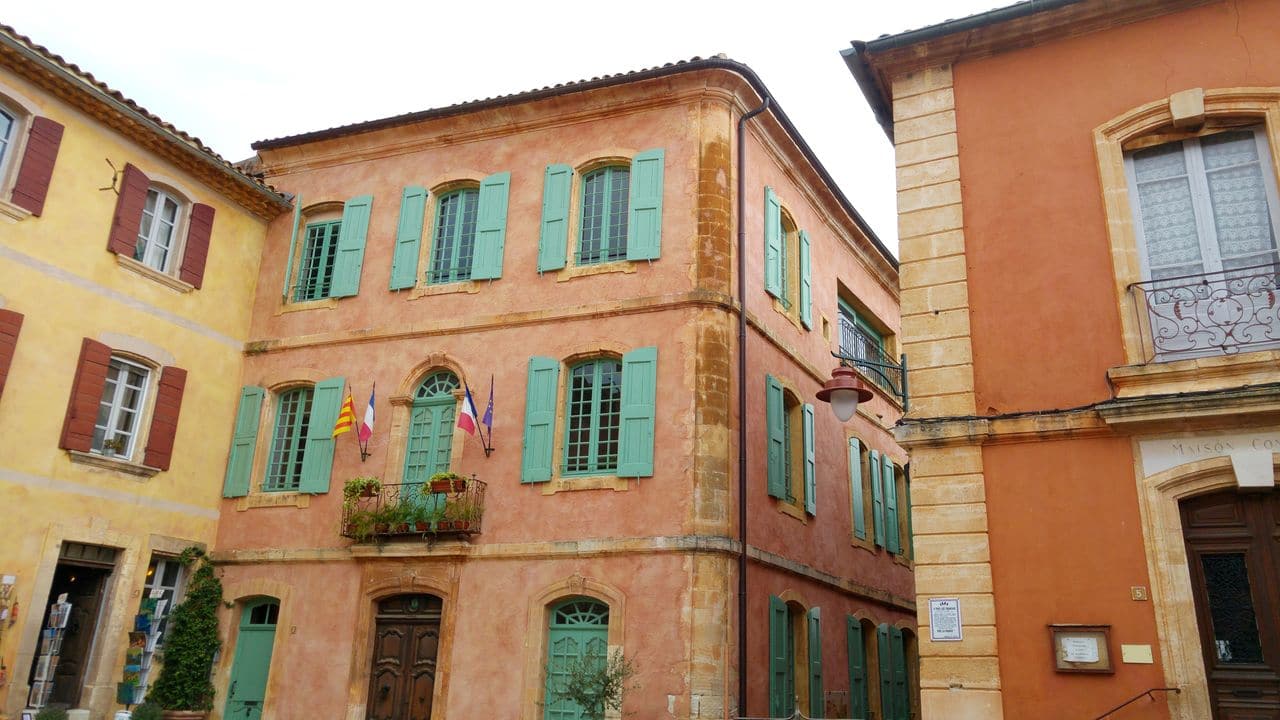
428,471,464,483
548,650,636,720
130,702,164,720
148,548,223,711
34,708,68,720
342,475,382,501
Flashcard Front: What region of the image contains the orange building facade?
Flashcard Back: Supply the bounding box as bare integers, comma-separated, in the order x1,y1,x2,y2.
209,61,914,720
850,1,1280,719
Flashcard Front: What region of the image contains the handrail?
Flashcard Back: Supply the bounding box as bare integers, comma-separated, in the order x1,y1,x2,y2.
1091,687,1180,719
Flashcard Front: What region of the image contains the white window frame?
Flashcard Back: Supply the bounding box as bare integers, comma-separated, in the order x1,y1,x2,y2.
141,555,187,647
1125,126,1280,281
136,187,185,273
0,103,16,183
93,357,151,459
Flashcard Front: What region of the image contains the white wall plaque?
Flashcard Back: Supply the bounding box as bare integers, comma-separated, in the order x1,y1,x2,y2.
929,598,963,642
1138,429,1280,477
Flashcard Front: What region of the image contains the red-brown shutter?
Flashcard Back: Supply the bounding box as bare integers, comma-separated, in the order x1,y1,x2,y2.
0,309,24,401
107,163,149,256
59,338,112,452
143,365,186,470
179,203,214,288
10,117,64,216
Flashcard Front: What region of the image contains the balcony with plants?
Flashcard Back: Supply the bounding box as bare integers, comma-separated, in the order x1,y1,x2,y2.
339,473,486,543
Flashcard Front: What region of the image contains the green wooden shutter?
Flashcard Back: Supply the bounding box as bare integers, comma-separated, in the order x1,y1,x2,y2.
472,171,510,280
222,386,264,498
521,356,559,483
538,164,572,272
389,186,426,290
626,148,664,260
884,453,900,555
766,374,786,499
878,623,894,720
298,376,344,494
808,607,824,718
282,195,302,299
769,595,789,718
803,403,816,516
331,195,372,297
799,229,812,328
617,346,657,478
764,186,782,298
870,449,885,548
847,616,867,720
849,438,866,540
890,626,908,720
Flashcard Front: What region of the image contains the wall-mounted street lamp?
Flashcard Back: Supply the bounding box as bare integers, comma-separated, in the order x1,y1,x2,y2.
816,351,909,420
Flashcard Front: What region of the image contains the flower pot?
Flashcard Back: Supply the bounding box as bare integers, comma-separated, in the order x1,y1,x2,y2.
414,521,431,532
162,711,209,720
455,520,474,532
343,523,356,536
374,523,390,534
430,479,466,493
360,487,378,498
392,522,410,534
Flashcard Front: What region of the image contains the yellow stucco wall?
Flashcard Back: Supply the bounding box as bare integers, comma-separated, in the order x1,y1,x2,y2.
0,65,273,718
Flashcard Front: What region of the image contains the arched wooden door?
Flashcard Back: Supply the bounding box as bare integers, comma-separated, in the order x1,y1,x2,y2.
367,594,442,720
1183,490,1280,719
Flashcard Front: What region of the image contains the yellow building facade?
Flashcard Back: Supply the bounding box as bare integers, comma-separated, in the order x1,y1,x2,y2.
0,25,288,720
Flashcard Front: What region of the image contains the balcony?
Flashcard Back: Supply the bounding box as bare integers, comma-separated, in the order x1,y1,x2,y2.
340,478,486,542
838,314,902,398
1130,262,1280,362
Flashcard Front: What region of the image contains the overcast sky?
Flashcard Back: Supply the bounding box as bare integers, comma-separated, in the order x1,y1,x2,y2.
8,1,1002,255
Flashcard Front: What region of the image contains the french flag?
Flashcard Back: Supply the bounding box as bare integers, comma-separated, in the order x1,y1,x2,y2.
358,386,375,442
457,384,479,436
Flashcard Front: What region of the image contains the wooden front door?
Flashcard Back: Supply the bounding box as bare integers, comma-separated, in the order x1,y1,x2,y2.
225,599,279,720
1183,490,1280,719
367,595,442,720
44,563,110,707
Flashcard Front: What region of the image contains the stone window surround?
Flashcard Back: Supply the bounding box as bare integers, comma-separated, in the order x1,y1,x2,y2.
233,367,328,510
383,352,471,487
0,80,39,222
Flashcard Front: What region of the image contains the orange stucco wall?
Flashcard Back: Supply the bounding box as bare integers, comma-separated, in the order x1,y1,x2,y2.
212,68,909,718
950,1,1280,717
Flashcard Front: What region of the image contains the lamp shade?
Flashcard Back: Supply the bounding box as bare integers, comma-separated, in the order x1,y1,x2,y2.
816,366,874,422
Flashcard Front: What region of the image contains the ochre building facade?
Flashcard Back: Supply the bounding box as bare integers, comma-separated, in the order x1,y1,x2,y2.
850,1,1280,718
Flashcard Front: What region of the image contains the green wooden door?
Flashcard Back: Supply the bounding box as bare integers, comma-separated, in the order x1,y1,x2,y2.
402,372,459,514
225,599,279,720
544,598,609,720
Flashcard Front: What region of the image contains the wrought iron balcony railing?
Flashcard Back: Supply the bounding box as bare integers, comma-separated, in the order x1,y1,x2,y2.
1129,262,1280,362
838,315,902,398
340,478,485,542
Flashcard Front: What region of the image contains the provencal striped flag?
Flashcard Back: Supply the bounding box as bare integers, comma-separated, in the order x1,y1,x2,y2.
333,390,357,436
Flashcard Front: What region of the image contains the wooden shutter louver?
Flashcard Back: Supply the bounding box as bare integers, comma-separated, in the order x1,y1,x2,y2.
143,366,187,470
0,309,24,402
107,164,150,256
59,338,112,452
179,203,215,288
10,116,64,216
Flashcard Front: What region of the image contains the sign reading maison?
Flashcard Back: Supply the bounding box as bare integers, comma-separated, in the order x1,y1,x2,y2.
1139,430,1280,477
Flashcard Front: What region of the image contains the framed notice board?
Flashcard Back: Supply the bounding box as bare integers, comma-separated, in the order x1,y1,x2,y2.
1049,624,1114,674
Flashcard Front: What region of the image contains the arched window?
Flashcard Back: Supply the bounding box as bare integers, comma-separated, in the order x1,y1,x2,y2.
403,371,460,482
577,166,630,264
429,189,479,283
135,186,184,272
545,598,610,720
264,386,315,491
563,358,623,475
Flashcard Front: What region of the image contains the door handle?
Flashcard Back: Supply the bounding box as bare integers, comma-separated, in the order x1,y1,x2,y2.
229,680,237,698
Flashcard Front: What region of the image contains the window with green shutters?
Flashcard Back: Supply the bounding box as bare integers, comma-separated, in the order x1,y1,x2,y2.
403,371,460,482
544,598,609,720
883,453,900,555
563,358,623,475
849,437,867,541
762,187,813,328
768,596,794,718
428,189,479,284
294,221,341,301
847,616,868,719
807,607,824,718
870,449,886,548
766,376,816,514
577,166,630,264
264,387,313,491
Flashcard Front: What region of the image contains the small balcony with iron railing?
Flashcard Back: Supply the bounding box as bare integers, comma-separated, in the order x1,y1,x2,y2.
1129,262,1280,362
340,476,485,542
838,314,903,401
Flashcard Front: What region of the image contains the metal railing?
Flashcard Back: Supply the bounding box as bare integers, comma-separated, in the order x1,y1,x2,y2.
340,479,485,541
1091,686,1180,719
1130,262,1280,361
838,315,902,397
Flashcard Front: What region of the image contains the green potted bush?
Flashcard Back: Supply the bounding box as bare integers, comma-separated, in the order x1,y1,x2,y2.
428,471,467,494
343,475,382,500
34,708,68,720
131,702,164,720
148,547,223,720
546,649,635,720
345,507,378,542
442,496,483,532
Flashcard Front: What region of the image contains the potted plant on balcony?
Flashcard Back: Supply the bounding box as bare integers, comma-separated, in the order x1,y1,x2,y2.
343,475,382,501
148,547,222,720
345,507,377,543
428,471,467,494
371,505,400,535
389,502,413,535
442,496,482,532
409,502,443,533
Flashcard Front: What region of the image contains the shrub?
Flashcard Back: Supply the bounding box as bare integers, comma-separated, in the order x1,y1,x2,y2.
34,708,68,720
147,547,223,711
131,702,164,720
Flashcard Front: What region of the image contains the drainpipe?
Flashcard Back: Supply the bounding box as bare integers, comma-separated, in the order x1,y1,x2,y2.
736,94,770,718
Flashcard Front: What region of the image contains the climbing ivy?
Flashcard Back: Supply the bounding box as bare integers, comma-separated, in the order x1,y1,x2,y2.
148,547,223,711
